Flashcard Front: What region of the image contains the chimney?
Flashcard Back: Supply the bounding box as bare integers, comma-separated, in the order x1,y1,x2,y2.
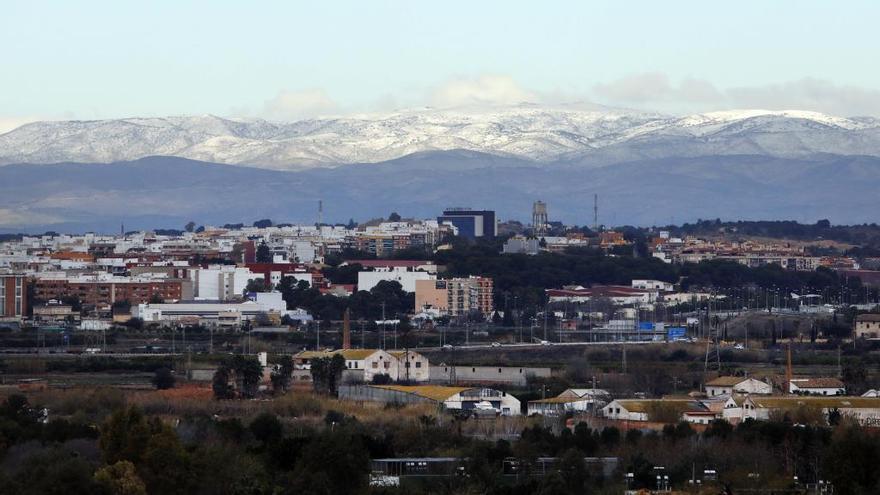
342,308,351,350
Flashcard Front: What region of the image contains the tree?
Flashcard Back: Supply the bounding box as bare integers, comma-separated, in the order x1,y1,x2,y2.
244,278,269,294
212,365,234,400
502,308,515,327
99,406,152,465
291,432,370,495
492,311,503,325
310,354,347,395
184,221,196,233
388,212,401,222
256,241,272,263
249,412,283,445
152,367,175,390
231,355,263,398
253,218,273,229
139,424,194,495
270,356,294,394
94,461,147,495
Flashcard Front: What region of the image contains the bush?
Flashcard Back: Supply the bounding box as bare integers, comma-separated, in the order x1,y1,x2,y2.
152,368,175,390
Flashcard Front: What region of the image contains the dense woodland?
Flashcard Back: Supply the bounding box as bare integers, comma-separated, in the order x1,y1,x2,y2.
1,389,879,495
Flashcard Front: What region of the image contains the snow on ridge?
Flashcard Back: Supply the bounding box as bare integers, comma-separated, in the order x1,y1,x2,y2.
0,105,878,169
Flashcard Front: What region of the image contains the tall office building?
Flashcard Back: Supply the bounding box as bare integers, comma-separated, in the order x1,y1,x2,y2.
437,208,497,239
0,275,27,320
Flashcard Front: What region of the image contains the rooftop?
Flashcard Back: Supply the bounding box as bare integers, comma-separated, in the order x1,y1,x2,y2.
374,385,472,402
706,376,750,387
790,378,845,389
295,349,382,360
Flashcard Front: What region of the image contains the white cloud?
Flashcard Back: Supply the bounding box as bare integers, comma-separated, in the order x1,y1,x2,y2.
591,73,880,117
429,75,537,107
726,78,880,117
262,88,338,120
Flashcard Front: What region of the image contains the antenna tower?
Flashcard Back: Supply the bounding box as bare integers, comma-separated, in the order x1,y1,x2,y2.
317,199,323,225
593,194,599,231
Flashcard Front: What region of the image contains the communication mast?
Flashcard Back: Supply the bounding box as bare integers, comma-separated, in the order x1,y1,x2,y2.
317,199,323,226
532,200,549,235
593,194,599,232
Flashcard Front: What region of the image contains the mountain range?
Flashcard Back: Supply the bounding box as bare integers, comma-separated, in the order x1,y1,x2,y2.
3,105,880,169
1,104,878,232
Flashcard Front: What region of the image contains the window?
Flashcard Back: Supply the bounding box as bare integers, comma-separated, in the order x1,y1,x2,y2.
415,362,421,368
384,362,389,369
372,362,378,369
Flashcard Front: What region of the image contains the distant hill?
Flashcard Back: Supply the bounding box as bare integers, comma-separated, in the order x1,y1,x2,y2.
1,152,878,232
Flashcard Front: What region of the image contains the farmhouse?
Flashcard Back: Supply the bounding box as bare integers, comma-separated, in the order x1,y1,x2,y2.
705,376,772,396
339,384,521,416
788,378,845,396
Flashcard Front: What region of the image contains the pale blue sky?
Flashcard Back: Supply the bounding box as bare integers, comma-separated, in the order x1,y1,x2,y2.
2,0,879,129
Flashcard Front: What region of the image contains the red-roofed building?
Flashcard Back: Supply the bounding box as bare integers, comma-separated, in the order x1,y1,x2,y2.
546,285,656,304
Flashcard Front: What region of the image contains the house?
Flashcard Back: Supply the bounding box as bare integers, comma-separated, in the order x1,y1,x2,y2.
705,376,772,396
294,349,397,383
601,399,704,422
429,364,551,386
789,378,845,396
855,314,880,339
387,350,431,382
293,349,431,383
740,396,880,425
339,384,521,416
527,389,610,416
681,411,718,425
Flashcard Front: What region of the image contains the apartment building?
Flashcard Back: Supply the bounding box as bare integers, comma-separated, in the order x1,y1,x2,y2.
415,276,494,317
33,274,190,306
0,274,27,319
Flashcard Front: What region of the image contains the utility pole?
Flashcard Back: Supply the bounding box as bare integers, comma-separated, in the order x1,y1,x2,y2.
381,301,386,350
543,304,548,341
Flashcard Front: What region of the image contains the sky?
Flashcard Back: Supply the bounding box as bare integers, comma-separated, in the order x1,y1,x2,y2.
2,0,880,132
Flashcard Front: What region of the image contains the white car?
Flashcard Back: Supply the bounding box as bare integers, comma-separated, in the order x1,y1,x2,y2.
491,342,502,348
539,340,551,346
734,344,745,350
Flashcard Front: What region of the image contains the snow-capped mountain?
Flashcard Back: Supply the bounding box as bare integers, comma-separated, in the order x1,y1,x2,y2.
1,105,879,169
